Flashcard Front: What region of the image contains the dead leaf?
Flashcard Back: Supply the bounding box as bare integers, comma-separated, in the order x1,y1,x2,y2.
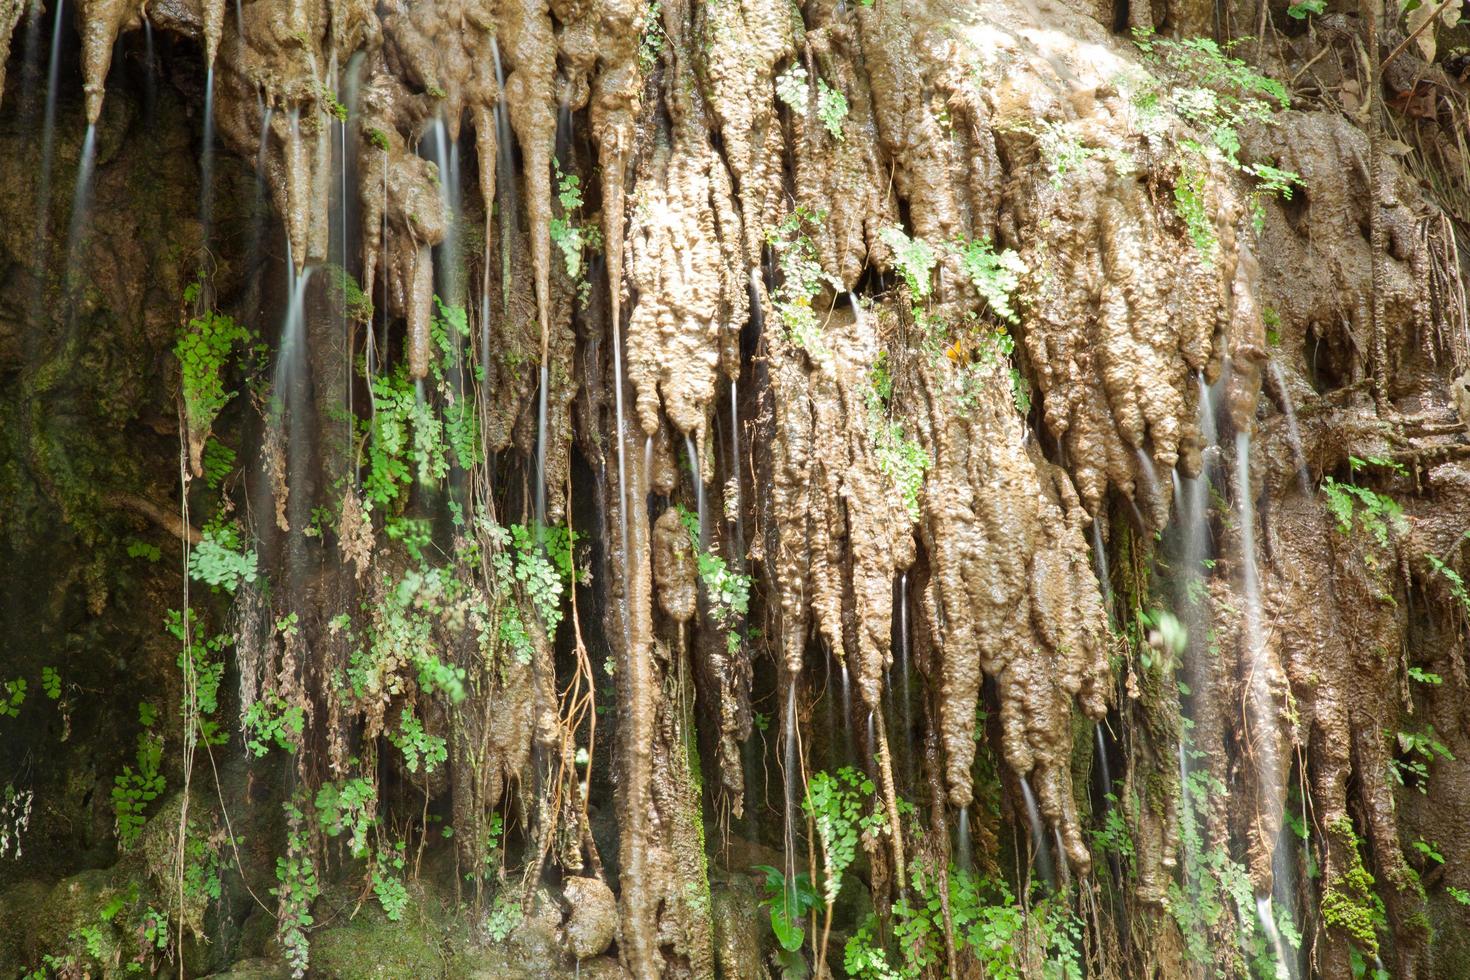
1406,0,1441,62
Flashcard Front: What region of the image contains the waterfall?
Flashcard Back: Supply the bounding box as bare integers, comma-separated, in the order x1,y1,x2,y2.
32,0,67,256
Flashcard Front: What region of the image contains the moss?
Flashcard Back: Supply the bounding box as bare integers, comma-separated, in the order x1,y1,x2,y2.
310,907,445,979
1322,816,1383,956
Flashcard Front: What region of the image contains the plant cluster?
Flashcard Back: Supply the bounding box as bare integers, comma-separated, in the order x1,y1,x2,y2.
112,703,166,850
775,64,849,140
175,279,251,442
766,209,841,354
676,506,752,654
1127,31,1300,251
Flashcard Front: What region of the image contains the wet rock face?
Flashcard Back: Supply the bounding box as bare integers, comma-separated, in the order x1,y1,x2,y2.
11,0,1470,974
561,875,617,960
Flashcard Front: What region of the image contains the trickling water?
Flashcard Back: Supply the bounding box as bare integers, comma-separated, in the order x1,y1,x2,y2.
1268,362,1312,496
782,681,800,912
1236,430,1298,961
142,18,157,122
490,37,516,306
1019,775,1056,888
33,0,67,253
956,805,972,872
1095,722,1113,804
1091,516,1112,619
535,362,550,527
1255,895,1293,980
748,268,764,338
62,123,98,288
685,434,705,547
1196,371,1219,450
728,380,742,557
1134,447,1162,517
200,65,216,245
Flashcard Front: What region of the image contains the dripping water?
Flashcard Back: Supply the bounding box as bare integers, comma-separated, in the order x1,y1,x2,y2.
1019,775,1055,888
268,262,315,575
644,436,653,496
1134,447,1162,519
1091,516,1112,620
142,17,157,124
748,268,764,339
956,805,972,873
200,65,216,245
1268,361,1312,496
535,363,549,526
1236,430,1298,969
490,37,516,307
782,681,800,924
61,123,98,293
685,434,705,547
1255,895,1293,980
728,380,742,560
838,657,852,759
1197,370,1219,450
33,0,67,254
1095,723,1113,804
895,572,912,781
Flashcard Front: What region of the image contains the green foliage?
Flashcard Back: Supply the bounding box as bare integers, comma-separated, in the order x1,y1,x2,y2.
201,437,237,490
638,1,665,73
844,863,1083,980
1426,549,1470,620
755,864,819,952
1390,724,1454,792
373,840,410,921
112,705,165,850
1322,458,1407,554
1,678,25,718
955,236,1025,325
550,160,603,300
1168,754,1266,967
486,893,523,941
127,538,162,562
766,209,839,353
363,300,478,509
879,226,937,301
389,706,447,773
167,608,229,746
366,127,391,152
1411,838,1444,865
1287,0,1325,16
40,666,60,700
316,777,376,858
243,691,305,757
325,263,374,324
804,767,885,906
676,506,752,653
176,281,251,435
273,801,320,978
1129,30,1298,252
774,64,848,140
1408,665,1442,686
187,521,259,593
1322,816,1385,957
871,417,928,522
1172,160,1216,256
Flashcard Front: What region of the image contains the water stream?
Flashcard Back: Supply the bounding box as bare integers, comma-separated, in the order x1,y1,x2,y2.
1019,775,1055,888
1268,361,1312,496
200,65,216,245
